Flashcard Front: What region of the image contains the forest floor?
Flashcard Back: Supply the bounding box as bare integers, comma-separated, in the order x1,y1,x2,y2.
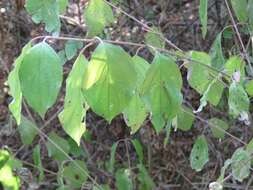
0,0,253,190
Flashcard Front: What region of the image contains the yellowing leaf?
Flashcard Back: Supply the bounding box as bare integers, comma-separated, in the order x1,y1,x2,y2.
19,42,63,117
83,43,137,122
84,0,114,36
7,43,32,125
59,55,88,145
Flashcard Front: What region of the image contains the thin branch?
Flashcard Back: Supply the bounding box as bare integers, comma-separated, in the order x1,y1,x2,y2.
224,0,253,74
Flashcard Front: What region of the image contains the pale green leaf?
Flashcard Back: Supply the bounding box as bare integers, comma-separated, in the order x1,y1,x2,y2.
46,132,70,162
7,43,32,125
175,106,195,131
64,40,83,60
246,138,253,155
58,50,67,65
209,32,225,69
84,0,114,36
83,43,137,122
141,53,183,132
33,145,44,181
145,27,165,54
230,0,248,22
57,0,68,13
18,116,38,145
19,42,63,118
199,0,208,38
206,79,224,106
25,0,61,33
231,148,251,182
190,135,209,171
209,118,229,139
59,55,88,145
187,51,211,94
115,169,133,190
245,80,253,96
228,82,249,117
225,56,245,79
62,160,88,188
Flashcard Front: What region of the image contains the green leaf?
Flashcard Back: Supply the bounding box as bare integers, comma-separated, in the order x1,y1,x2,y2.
209,32,225,69
206,79,224,106
59,55,88,146
248,0,253,29
46,132,70,162
62,160,88,188
107,142,118,174
246,138,253,155
209,118,229,139
7,43,32,125
145,27,165,54
190,135,209,172
33,145,44,181
141,53,183,132
131,139,144,163
0,150,20,190
0,150,10,169
57,0,68,13
231,148,251,182
58,50,67,65
174,106,195,131
199,0,208,38
25,0,61,33
84,0,114,36
187,51,211,94
245,80,253,96
230,0,248,23
137,164,155,190
228,82,249,117
82,43,137,122
64,40,83,60
123,56,149,133
19,42,63,118
225,56,245,80
115,169,133,190
18,116,38,145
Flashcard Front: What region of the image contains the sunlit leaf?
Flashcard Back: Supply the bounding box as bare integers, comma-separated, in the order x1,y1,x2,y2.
231,148,251,182
84,0,114,36
83,43,137,122
19,42,63,117
224,56,245,80
199,0,208,38
190,135,209,171
187,51,211,94
18,116,38,145
209,118,229,139
7,43,32,125
59,55,88,146
25,0,61,33
245,80,253,96
57,0,68,13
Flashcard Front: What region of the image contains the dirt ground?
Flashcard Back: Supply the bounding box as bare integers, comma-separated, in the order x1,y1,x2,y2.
0,0,253,190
